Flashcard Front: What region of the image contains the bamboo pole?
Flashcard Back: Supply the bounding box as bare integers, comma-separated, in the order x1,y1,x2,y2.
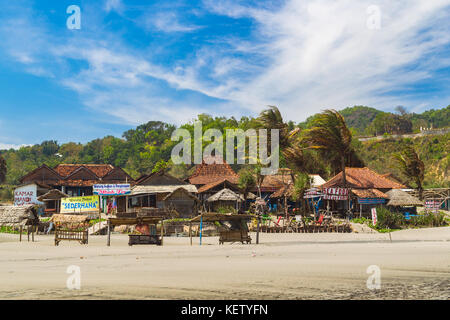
189,221,192,246
199,215,203,246
107,220,111,247
161,220,164,246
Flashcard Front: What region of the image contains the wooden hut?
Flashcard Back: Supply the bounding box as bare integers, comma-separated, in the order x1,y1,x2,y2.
386,189,423,207
162,187,199,218
321,167,406,215
37,189,69,215
0,205,39,241
107,216,165,246
123,170,197,214
206,188,243,212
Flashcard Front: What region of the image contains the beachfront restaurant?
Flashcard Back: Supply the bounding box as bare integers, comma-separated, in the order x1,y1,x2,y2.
320,167,406,217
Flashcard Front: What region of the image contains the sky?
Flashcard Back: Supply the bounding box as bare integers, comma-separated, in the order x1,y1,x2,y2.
0,0,449,149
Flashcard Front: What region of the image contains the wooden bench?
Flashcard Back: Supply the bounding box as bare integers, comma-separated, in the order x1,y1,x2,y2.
219,230,251,244
55,229,88,246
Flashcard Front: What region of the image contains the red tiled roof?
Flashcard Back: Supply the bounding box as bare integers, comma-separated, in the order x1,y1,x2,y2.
351,188,388,199
188,156,238,185
53,164,114,178
270,183,293,198
259,169,293,192
322,167,406,189
197,178,240,193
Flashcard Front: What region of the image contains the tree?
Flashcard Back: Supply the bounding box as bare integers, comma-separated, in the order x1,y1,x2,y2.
393,146,425,199
290,172,312,221
301,109,355,188
257,105,299,149
0,154,6,183
238,167,256,210
152,159,172,173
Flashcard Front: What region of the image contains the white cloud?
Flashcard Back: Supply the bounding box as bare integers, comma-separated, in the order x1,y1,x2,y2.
0,143,31,150
141,11,202,33
105,0,124,13
1,0,449,129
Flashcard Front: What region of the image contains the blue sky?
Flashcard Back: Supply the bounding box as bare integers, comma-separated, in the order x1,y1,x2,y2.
0,0,449,149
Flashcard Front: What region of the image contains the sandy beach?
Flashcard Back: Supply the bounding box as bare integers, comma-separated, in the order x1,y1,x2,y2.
0,227,449,300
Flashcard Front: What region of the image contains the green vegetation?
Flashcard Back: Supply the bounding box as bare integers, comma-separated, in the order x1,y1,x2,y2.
0,105,448,202
351,208,449,232
0,226,26,234
358,133,449,188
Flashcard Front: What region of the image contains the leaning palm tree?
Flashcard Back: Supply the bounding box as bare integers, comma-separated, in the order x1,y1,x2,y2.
393,146,425,199
301,109,354,187
257,105,300,150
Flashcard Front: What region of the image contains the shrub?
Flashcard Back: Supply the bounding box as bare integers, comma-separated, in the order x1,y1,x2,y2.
409,212,448,227
375,207,405,229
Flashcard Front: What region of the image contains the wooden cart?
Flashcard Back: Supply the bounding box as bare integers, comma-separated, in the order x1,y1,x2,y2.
55,228,88,246
128,234,162,246
219,229,252,244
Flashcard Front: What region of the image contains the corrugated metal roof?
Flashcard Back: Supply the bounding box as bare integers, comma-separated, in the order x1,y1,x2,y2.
131,185,197,195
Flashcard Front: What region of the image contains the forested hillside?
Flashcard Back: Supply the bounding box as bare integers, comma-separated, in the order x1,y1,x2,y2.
0,105,448,200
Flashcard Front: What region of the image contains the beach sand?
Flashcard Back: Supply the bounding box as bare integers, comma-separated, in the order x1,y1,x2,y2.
0,227,449,300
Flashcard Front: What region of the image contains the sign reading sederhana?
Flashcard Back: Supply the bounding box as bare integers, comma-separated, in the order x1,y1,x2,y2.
60,195,100,213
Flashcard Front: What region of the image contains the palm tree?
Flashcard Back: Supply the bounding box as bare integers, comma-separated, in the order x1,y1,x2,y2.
393,146,425,199
257,106,300,150
301,109,355,188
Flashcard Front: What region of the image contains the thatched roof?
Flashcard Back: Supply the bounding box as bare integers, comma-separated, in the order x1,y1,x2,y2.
386,189,423,207
207,188,243,202
190,213,254,223
0,205,38,226
37,189,68,202
109,217,163,226
51,214,88,224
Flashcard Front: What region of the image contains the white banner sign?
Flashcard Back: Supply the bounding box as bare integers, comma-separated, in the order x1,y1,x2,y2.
93,184,131,196
371,208,377,226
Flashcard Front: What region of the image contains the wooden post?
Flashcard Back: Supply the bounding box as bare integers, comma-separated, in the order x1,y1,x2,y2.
256,215,260,244
189,221,192,246
199,215,203,246
107,220,111,247
161,220,164,245
19,226,22,242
